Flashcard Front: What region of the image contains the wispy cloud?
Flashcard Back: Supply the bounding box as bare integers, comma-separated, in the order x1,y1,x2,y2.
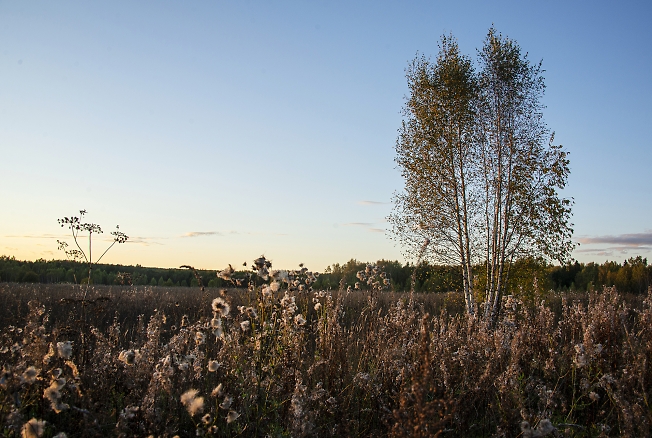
342,222,386,234
343,222,374,227
577,232,652,248
182,231,222,238
127,236,165,246
358,200,388,206
574,232,652,257
4,233,63,239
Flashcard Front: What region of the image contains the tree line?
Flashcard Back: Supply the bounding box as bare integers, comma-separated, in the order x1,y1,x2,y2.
1,255,649,295
0,256,234,288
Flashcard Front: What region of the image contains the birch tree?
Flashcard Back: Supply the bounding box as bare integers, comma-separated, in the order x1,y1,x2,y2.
476,28,574,324
388,36,479,315
389,29,574,324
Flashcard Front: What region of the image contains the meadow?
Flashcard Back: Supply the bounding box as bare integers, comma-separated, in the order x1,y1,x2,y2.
1,271,651,437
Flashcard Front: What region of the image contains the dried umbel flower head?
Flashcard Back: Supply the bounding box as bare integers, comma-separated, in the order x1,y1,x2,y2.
195,331,206,345
208,360,219,372
212,297,230,317
21,418,46,438
240,320,251,332
201,414,211,425
57,341,73,359
180,389,204,416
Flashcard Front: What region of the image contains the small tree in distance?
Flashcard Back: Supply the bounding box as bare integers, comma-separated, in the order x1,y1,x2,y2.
389,28,575,326
57,209,128,284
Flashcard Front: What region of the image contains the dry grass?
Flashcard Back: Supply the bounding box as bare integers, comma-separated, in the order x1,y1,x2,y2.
1,281,651,437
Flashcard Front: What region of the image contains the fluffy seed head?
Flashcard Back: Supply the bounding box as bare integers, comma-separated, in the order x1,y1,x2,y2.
21,418,46,438
180,389,204,416
294,314,307,326
219,395,233,410
118,350,136,365
212,298,230,317
57,341,72,359
21,366,39,384
226,410,240,423
211,383,224,397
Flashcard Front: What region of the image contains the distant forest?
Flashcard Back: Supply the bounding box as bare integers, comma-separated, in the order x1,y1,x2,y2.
0,255,650,295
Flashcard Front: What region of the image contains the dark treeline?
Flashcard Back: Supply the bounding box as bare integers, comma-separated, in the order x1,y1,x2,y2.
1,255,650,294
0,256,238,288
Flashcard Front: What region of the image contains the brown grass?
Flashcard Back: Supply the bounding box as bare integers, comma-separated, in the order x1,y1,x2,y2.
0,282,650,437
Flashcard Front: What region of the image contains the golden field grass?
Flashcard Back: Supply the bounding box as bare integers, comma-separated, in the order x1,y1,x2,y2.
1,280,651,437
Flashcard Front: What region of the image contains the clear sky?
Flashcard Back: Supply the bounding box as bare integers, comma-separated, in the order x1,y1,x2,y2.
2,1,651,271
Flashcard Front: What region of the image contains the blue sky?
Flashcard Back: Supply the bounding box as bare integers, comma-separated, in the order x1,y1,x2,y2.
1,1,651,271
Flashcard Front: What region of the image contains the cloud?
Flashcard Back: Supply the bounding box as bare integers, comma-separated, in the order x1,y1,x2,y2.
4,234,63,239
343,222,374,227
358,200,388,206
577,232,652,247
126,237,165,246
574,232,652,258
342,222,386,234
182,231,222,238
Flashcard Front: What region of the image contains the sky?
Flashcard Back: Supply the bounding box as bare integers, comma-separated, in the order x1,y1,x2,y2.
1,1,651,271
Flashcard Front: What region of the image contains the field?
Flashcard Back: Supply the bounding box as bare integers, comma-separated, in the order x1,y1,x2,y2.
1,280,651,437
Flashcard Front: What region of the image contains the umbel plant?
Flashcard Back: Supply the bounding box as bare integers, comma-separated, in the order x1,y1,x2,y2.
57,210,128,284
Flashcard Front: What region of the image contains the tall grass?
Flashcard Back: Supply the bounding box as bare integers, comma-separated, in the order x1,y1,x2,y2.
1,281,650,437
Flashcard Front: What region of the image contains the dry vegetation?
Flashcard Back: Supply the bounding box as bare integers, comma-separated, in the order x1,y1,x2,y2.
1,274,651,437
